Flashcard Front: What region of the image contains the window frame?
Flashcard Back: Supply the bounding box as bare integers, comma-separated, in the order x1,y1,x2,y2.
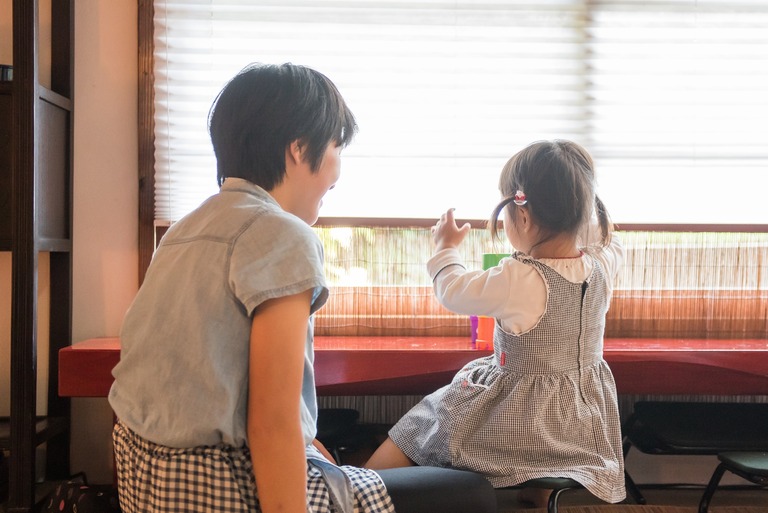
138,0,154,283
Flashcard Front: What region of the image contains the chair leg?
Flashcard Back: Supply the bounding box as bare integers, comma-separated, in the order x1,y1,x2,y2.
547,487,574,513
621,413,637,458
624,469,646,505
331,447,343,465
621,414,647,505
698,463,727,513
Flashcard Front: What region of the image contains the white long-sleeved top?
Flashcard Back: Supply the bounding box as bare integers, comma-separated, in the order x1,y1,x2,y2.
427,229,625,335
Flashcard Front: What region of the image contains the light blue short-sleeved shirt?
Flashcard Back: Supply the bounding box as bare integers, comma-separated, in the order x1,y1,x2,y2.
108,178,328,448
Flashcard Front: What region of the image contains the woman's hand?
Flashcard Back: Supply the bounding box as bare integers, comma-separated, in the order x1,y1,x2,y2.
432,208,471,252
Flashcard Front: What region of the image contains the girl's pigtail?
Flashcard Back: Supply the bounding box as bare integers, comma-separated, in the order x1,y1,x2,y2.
595,195,613,247
489,196,515,242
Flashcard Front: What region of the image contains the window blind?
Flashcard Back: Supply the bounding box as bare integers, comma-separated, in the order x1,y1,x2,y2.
153,0,768,225
588,1,768,225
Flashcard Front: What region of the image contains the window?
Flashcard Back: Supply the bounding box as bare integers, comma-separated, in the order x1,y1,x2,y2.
140,1,768,338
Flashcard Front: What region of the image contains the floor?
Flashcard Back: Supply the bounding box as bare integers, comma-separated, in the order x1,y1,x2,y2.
495,486,768,512
2,486,766,511
3,431,765,512
2,485,765,512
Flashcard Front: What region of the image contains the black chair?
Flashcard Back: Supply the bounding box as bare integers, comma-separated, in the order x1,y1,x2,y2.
514,477,583,513
623,401,768,504
500,475,628,513
698,452,768,513
501,475,637,512
316,408,384,464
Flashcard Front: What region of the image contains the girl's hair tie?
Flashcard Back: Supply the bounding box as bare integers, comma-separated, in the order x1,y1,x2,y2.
513,190,527,206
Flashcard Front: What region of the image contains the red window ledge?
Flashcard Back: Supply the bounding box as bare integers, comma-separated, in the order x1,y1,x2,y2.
59,337,768,398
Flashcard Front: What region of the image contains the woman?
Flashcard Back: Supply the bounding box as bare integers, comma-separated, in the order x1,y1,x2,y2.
109,62,496,513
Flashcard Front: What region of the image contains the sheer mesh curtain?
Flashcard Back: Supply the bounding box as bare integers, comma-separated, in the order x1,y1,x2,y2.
313,227,768,338
151,0,768,338
313,226,512,336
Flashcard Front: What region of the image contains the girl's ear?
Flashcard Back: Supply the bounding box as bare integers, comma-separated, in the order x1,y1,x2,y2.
518,206,533,232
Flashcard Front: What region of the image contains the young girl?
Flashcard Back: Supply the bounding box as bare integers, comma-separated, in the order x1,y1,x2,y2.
366,139,627,505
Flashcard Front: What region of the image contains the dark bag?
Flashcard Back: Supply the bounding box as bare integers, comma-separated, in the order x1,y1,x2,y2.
43,472,121,513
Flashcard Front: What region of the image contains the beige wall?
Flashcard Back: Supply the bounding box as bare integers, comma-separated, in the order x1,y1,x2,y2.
0,0,10,66
71,0,139,482
0,0,138,483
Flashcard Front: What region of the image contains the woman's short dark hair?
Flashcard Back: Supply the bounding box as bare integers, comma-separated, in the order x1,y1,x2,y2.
208,62,357,189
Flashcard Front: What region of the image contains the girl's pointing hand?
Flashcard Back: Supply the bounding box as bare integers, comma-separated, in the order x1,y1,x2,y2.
432,208,471,251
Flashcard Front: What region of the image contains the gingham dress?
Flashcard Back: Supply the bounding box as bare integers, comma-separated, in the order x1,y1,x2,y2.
113,421,395,513
389,255,626,504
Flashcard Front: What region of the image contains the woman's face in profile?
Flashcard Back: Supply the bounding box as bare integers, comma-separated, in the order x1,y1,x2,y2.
299,142,342,225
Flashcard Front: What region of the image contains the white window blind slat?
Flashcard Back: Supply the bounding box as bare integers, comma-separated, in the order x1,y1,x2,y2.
154,0,768,224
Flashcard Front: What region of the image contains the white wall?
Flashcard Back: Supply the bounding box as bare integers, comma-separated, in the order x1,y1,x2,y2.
70,0,139,482
0,0,11,66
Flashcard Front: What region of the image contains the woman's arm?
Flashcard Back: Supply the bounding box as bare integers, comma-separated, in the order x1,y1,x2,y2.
248,289,314,513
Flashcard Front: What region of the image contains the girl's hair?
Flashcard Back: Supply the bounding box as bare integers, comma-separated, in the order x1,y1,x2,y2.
208,62,358,189
489,139,613,248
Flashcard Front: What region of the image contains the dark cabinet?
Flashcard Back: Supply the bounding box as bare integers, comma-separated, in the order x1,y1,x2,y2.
1,1,74,512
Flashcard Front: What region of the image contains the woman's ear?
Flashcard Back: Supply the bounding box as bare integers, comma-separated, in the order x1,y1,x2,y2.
286,140,305,166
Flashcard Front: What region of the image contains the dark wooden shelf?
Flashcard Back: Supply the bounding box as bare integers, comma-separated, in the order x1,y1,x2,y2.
5,2,74,510
0,417,69,451
0,83,71,107
0,476,66,512
0,241,71,252
38,239,73,253
39,85,71,111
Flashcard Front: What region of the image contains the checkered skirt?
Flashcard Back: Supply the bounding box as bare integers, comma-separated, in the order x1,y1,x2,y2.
113,421,394,513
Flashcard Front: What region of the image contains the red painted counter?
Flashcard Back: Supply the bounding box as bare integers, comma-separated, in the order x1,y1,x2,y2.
58,336,768,398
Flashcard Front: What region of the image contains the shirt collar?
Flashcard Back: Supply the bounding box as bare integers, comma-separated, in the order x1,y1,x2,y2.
220,177,278,206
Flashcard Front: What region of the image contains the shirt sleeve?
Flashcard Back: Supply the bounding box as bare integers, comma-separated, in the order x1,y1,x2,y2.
427,248,548,334
229,213,329,316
